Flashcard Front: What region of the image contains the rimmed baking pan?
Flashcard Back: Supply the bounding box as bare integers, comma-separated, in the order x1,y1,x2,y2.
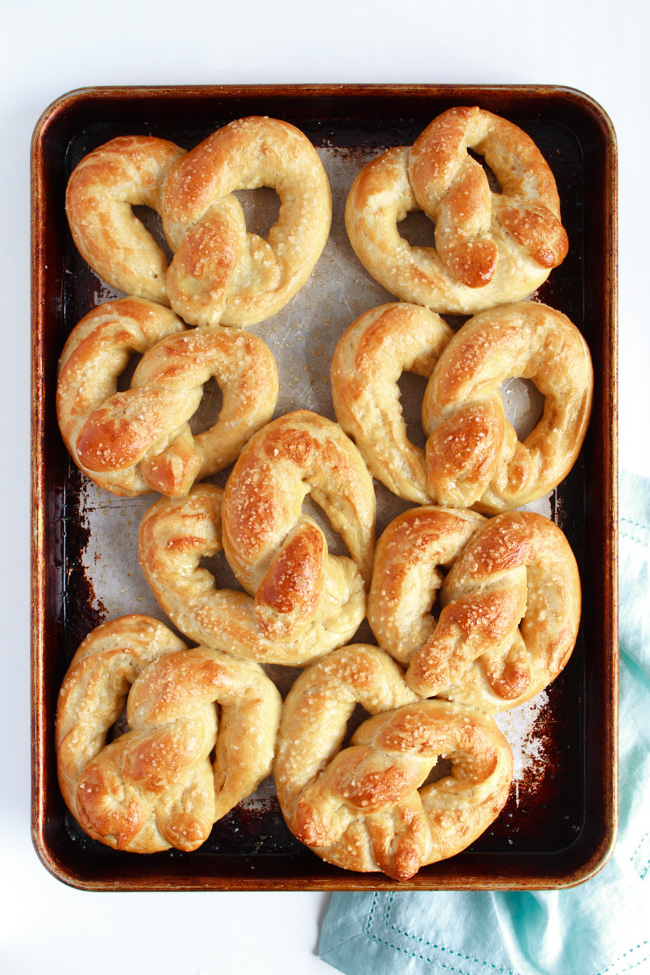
31,84,618,891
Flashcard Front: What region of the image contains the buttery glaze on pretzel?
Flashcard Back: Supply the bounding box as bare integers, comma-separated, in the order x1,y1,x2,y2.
345,106,568,314
274,644,513,880
139,481,371,666
331,302,453,504
56,297,278,497
368,507,581,710
65,135,186,303
221,410,375,645
161,116,332,327
368,506,486,666
56,615,281,853
422,301,593,513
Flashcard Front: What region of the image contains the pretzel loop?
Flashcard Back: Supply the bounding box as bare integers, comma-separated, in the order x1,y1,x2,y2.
422,301,593,512
139,470,372,666
161,116,332,327
56,297,278,498
222,410,376,646
274,644,512,879
65,135,186,303
368,507,581,710
331,302,453,504
55,615,281,853
345,107,568,314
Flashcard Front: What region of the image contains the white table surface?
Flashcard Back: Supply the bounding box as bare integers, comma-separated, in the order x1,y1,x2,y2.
2,1,648,971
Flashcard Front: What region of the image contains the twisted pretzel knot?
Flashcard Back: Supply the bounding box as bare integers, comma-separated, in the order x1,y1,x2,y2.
332,300,592,513
422,301,593,512
368,507,581,709
56,297,278,497
274,644,513,880
331,302,453,504
55,615,281,853
161,116,332,327
345,106,568,315
222,410,376,645
65,120,332,328
139,479,370,666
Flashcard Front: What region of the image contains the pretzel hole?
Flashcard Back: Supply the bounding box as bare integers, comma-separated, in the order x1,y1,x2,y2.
208,705,221,764
427,566,449,619
467,149,502,194
188,377,223,435
132,205,174,264
106,705,130,743
397,372,429,448
300,494,349,558
341,702,370,747
422,755,453,786
398,208,437,248
199,548,245,594
116,352,143,392
499,378,544,441
233,187,281,240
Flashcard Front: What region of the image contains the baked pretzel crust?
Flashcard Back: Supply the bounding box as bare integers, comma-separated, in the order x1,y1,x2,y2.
57,297,278,497
55,615,281,853
331,302,453,504
345,107,568,314
65,135,185,303
222,410,376,644
162,116,332,327
369,507,581,709
138,479,370,666
274,644,512,879
422,301,593,512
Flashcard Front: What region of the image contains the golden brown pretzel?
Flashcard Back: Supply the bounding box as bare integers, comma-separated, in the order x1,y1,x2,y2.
56,297,278,497
345,107,568,314
422,301,593,512
139,481,370,666
161,116,332,327
368,505,486,666
331,302,453,504
222,410,376,644
65,135,186,303
274,644,513,880
368,507,581,709
56,615,281,853
332,300,591,512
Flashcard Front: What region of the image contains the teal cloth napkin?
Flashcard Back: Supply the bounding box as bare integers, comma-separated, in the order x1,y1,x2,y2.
320,469,650,975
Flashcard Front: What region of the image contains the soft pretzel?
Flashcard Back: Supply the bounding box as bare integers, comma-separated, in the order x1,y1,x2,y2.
422,301,593,512
368,507,581,709
368,505,486,666
161,116,332,327
331,302,453,504
222,410,375,643
345,106,568,314
139,481,370,666
56,297,278,497
65,135,186,303
274,644,513,880
55,615,281,853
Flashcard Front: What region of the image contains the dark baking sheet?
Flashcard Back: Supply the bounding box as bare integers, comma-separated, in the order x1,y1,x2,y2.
31,84,618,891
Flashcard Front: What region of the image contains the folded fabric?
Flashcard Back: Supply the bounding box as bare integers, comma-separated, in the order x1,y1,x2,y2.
320,469,650,975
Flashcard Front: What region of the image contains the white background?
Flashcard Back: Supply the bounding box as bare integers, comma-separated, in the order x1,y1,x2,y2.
2,1,649,972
